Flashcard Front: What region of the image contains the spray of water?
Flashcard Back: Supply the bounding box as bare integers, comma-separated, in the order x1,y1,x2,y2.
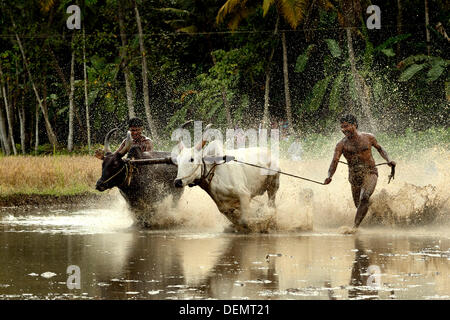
96,139,449,233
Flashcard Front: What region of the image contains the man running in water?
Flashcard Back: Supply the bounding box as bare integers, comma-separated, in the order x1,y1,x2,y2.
324,115,396,231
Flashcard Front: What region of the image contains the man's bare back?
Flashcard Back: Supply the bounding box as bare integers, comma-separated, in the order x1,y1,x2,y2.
324,115,395,230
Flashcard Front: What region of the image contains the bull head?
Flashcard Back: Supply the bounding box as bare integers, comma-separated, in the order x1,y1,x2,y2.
95,129,133,191
174,123,214,188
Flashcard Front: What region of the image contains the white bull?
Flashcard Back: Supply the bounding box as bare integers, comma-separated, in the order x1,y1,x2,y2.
173,138,280,232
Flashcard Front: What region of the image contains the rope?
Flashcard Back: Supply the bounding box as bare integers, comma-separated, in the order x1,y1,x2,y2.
338,160,389,166
97,162,133,188
338,160,396,183
232,159,325,185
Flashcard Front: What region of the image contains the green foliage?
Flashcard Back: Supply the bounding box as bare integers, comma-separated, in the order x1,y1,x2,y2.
399,63,428,82
329,72,345,111
294,44,315,73
324,39,341,58
0,0,448,155
399,55,449,82
306,75,332,111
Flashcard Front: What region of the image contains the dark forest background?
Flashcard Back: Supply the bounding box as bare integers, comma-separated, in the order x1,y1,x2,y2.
0,0,448,155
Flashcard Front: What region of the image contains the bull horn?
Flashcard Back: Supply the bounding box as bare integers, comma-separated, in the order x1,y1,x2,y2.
195,123,213,150
104,128,119,153
118,131,133,156
180,119,194,129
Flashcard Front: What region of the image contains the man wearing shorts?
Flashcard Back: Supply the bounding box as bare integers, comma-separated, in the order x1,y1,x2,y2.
324,115,396,230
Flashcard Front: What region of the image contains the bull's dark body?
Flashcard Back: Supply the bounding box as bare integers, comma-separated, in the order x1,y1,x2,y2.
96,147,183,227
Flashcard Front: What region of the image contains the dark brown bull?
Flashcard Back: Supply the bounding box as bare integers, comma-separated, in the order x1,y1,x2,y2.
95,128,183,227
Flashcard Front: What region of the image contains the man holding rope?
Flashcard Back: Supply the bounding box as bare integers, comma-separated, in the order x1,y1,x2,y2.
324,115,396,232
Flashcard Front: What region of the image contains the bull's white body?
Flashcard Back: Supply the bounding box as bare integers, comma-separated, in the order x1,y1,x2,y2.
175,140,280,230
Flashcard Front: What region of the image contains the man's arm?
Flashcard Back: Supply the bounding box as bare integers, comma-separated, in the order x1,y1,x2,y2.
115,139,126,154
142,139,154,152
370,135,396,167
324,141,343,184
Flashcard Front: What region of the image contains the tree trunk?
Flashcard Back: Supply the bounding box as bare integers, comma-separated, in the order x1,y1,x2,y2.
346,28,376,131
19,91,26,154
47,45,85,136
83,28,91,154
0,65,17,155
68,48,75,152
118,1,135,119
262,14,280,129
12,19,58,149
134,0,159,140
281,31,294,135
396,0,403,58
0,133,4,154
0,102,10,155
424,0,431,55
35,104,39,154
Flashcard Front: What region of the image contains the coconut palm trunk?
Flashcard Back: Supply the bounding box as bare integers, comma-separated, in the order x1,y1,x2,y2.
18,92,26,154
4,83,17,155
346,28,376,131
118,2,135,119
0,64,14,154
68,42,75,152
0,102,10,155
263,14,280,129
134,0,159,140
83,28,91,154
424,0,431,55
281,31,294,135
396,0,403,58
34,104,39,154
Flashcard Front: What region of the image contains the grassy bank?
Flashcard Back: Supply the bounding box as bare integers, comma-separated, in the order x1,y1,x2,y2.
0,127,448,207
0,155,102,206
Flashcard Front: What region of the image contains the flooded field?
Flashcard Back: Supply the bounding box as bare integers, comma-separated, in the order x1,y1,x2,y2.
0,204,449,300
1,152,449,300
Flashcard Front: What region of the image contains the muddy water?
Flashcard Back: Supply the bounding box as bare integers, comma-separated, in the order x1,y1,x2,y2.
1,149,448,300
0,205,449,300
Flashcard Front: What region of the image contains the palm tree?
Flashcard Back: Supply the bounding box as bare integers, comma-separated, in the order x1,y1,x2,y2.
337,0,376,131
217,0,309,132
424,0,431,56
0,67,11,155
133,0,159,140
67,38,75,152
118,0,135,119
160,1,234,128
0,63,17,155
82,27,91,154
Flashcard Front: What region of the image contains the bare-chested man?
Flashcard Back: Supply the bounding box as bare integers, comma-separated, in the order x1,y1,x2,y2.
95,117,153,159
324,115,396,231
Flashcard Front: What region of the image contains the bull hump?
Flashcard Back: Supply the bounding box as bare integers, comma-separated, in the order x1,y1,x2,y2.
138,151,171,159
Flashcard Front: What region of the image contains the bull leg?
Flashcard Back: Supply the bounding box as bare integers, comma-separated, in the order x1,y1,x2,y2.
171,189,183,208
238,194,252,230
266,173,280,208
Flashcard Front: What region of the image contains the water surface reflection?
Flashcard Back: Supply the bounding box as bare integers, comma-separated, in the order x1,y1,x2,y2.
0,209,449,300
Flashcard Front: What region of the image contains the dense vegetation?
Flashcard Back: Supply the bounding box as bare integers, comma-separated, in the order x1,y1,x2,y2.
0,0,448,155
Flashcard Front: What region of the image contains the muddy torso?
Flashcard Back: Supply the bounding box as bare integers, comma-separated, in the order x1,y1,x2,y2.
341,133,378,182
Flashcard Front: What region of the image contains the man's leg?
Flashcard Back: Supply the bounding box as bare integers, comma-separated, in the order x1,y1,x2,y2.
351,184,361,208
354,174,378,228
